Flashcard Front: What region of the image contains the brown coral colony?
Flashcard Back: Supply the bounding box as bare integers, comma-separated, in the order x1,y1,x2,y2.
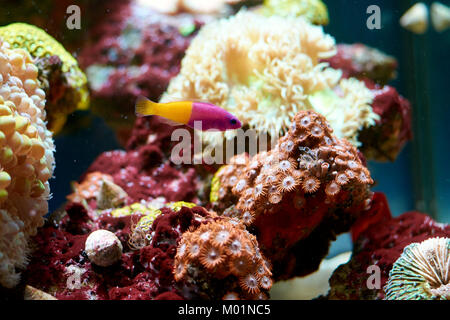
216,110,374,225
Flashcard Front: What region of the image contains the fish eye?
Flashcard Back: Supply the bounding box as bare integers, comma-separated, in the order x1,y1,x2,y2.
230,119,237,125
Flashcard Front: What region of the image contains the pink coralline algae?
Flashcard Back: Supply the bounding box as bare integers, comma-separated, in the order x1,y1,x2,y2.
211,110,374,280
83,116,201,205
358,80,412,162
77,0,202,140
327,192,450,300
323,44,398,85
324,43,412,161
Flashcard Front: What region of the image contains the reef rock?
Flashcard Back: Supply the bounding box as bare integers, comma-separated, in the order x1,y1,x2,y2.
211,110,374,279
24,202,272,300
327,193,450,300
77,0,202,141
324,44,412,161
83,116,202,205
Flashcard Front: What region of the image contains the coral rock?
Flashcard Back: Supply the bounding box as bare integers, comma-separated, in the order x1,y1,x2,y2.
324,45,412,161
323,43,398,86
25,202,272,300
358,80,412,162
78,1,200,138
84,116,202,205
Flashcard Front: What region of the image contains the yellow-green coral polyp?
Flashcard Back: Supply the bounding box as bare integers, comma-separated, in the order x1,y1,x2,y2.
260,0,329,25
0,23,90,133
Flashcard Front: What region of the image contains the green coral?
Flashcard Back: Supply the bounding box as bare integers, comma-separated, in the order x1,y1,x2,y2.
112,201,197,231
166,201,197,211
111,202,161,218
123,201,197,249
210,166,226,203
384,238,450,300
260,0,329,25
0,23,89,133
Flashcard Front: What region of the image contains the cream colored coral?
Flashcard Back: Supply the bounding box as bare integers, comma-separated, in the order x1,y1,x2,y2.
0,40,55,288
308,78,379,146
162,11,377,148
0,209,29,288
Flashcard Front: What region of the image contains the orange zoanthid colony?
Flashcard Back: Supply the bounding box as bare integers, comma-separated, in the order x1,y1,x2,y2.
215,110,373,225
174,216,273,300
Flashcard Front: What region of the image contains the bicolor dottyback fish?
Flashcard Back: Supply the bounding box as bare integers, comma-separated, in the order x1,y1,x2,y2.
135,97,242,131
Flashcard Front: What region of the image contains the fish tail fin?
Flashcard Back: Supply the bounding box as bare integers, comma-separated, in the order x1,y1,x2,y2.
135,96,157,117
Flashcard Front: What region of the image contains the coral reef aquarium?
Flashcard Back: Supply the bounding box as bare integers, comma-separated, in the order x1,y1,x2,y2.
0,0,450,305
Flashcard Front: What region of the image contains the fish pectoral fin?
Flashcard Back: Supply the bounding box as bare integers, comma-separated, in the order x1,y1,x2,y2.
154,115,182,127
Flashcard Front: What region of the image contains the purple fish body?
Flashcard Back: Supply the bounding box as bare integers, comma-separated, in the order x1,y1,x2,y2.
188,102,242,131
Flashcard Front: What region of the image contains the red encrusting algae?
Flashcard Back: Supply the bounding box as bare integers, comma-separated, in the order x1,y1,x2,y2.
83,116,202,205
24,201,272,300
324,43,412,161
